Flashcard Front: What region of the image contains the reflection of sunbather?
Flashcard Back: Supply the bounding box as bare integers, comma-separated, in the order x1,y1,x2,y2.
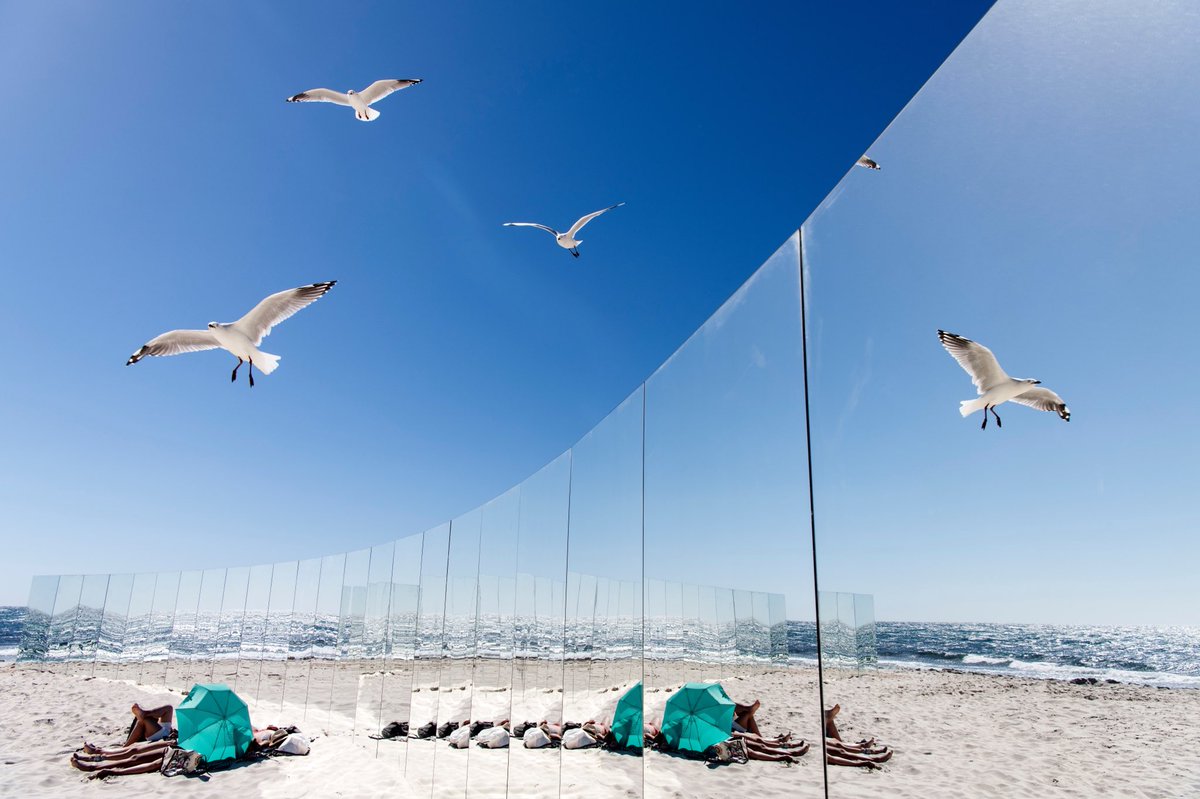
824,705,892,769
737,735,810,763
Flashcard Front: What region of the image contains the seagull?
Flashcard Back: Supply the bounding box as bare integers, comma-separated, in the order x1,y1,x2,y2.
856,155,881,171
503,203,625,257
286,79,421,122
937,330,1070,430
126,282,337,387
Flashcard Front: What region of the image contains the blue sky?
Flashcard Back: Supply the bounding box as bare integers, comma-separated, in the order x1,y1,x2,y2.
0,1,992,606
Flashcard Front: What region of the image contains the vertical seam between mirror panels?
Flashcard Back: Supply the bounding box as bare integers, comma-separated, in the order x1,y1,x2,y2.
559,448,574,799
640,382,647,794
799,227,831,799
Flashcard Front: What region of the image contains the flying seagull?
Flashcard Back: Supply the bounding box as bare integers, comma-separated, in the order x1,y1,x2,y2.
856,155,881,171
937,330,1070,430
503,203,625,257
286,79,422,122
126,281,337,387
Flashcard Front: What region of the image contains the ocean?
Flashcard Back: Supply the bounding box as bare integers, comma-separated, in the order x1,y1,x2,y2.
0,606,24,661
4,606,1196,689
790,620,1200,688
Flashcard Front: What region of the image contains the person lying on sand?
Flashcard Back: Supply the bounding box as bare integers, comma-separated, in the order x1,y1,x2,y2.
70,739,173,779
824,705,893,769
123,703,174,746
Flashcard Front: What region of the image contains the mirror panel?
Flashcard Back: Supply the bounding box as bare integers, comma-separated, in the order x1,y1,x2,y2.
122,572,157,680
644,233,819,796
46,574,82,665
329,548,371,734
166,570,202,689
562,387,645,798
468,488,520,797
18,575,60,662
236,563,272,699
142,571,180,686
95,574,133,679
406,523,450,796
308,552,346,729
432,510,482,797
380,535,422,768
255,560,298,720
73,573,109,671
185,568,225,690
805,4,1200,795
357,542,395,748
286,557,322,723
508,453,569,799
213,566,250,687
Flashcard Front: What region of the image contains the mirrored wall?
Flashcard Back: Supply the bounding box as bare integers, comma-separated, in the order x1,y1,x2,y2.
18,234,821,798
803,2,1200,796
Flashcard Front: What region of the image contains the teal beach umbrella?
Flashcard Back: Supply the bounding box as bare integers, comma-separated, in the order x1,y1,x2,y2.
660,682,734,754
610,682,643,749
176,683,253,763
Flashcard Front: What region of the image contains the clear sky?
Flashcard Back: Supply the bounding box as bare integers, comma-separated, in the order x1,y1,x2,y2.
0,0,993,606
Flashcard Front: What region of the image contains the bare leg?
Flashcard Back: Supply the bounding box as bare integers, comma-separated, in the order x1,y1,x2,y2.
827,752,881,769
85,758,166,779
72,746,166,773
123,703,172,746
992,406,1002,428
734,699,762,737
248,359,255,387
982,405,989,430
231,358,242,382
824,705,843,741
79,740,170,761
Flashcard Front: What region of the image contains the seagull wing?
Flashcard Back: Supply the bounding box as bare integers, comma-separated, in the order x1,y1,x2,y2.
231,281,337,346
126,330,220,366
286,88,352,106
1010,387,1071,421
566,202,625,238
938,330,1009,394
358,79,422,105
503,222,560,237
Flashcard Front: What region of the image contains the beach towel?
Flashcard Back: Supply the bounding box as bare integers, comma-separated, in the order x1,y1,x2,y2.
523,727,551,749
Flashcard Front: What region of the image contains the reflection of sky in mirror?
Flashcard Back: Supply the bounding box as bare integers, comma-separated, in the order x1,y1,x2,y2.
805,0,1200,625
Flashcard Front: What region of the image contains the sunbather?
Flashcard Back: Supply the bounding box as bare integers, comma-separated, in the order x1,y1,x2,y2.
70,739,172,780
123,703,174,746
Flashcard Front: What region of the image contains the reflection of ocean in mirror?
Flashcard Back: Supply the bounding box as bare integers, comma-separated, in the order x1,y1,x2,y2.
788,621,1200,688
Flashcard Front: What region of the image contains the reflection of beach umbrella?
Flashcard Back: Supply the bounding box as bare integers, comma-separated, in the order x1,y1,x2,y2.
176,684,253,763
610,682,643,749
661,682,734,754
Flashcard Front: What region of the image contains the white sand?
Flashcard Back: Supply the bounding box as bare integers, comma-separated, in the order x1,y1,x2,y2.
3,661,1198,798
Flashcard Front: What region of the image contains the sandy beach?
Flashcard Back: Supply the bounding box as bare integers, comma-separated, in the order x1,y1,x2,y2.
2,661,1198,798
